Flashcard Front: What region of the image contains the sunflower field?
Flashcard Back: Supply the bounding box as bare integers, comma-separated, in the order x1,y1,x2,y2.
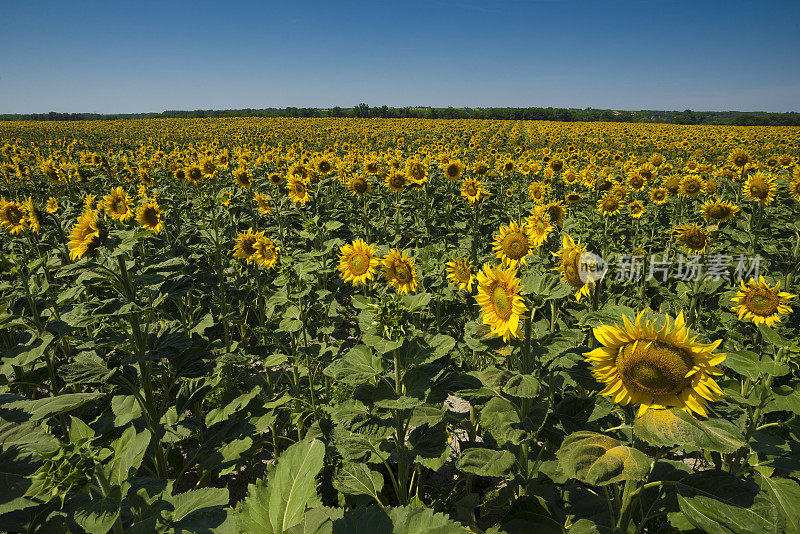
1,117,800,533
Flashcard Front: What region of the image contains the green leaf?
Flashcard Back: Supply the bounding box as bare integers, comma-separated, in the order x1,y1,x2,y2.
578,304,636,328
402,292,432,311
23,393,103,421
522,273,571,301
501,373,540,398
457,448,516,477
236,439,325,534
556,431,650,486
334,464,384,503
109,427,151,486
3,331,55,367
206,387,261,427
171,487,229,523
323,346,382,385
111,395,142,427
758,475,800,534
72,484,122,534
722,351,762,381
634,408,746,453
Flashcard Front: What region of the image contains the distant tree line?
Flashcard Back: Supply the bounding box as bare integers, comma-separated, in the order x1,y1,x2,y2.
2,105,799,126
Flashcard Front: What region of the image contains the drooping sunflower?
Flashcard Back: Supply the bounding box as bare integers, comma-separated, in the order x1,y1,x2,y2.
649,187,669,205
386,171,408,193
233,227,260,264
253,235,280,269
790,177,800,202
584,311,725,418
628,200,645,219
597,193,622,216
700,199,739,222
0,198,28,234
460,178,488,204
46,197,60,213
704,178,718,196
565,192,583,204
348,174,371,197
543,200,566,227
743,172,776,205
672,223,710,254
493,220,535,267
553,233,593,301
287,176,311,204
731,276,796,327
136,202,165,234
445,256,475,292
338,240,380,287
67,210,101,260
103,187,134,222
382,249,419,294
474,263,528,342
22,198,40,234
443,159,465,181
254,192,272,214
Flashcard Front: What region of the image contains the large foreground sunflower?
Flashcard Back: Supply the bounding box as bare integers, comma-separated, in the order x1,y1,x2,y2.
475,263,528,342
383,249,419,294
731,276,796,327
338,240,380,286
584,311,725,418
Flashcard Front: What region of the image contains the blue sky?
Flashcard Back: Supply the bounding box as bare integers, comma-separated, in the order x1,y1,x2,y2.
1,0,798,113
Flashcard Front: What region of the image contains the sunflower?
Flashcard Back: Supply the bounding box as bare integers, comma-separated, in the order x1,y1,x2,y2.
0,198,28,234
254,192,272,214
731,276,796,327
526,207,554,247
704,178,718,197
672,223,710,254
649,187,669,205
173,168,186,182
493,220,535,267
46,197,60,213
315,157,333,175
565,192,583,204
348,174,371,197
445,256,475,291
527,181,548,203
743,172,776,205
628,200,645,219
234,168,252,188
700,199,739,222
628,164,654,190
679,175,705,198
543,200,565,227
444,160,464,181
67,210,101,260
386,171,408,193
460,178,488,204
103,187,134,222
187,165,203,185
136,202,165,234
382,249,419,294
22,198,41,234
790,177,800,202
473,161,489,175
287,176,311,204
234,227,260,264
553,233,593,301
268,173,284,186
728,148,751,169
584,311,725,418
598,193,622,216
338,240,380,286
406,160,427,184
253,235,280,269
364,159,380,175
474,263,528,342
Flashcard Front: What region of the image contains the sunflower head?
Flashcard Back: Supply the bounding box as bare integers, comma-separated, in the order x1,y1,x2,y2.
444,160,464,181
338,240,380,286
136,202,164,234
649,187,669,205
701,199,739,222
585,311,725,418
628,200,645,219
493,220,534,267
731,276,796,327
287,176,311,204
679,175,705,197
382,249,419,295
235,168,252,188
446,257,475,292
526,208,553,247
728,149,751,169
565,192,583,204
552,233,592,301
672,223,710,254
234,228,260,263
743,172,776,205
598,193,622,216
254,192,272,214
348,175,371,197
103,187,134,222
68,210,103,261
46,197,60,213
474,162,489,175
461,178,487,204
474,263,528,342
0,198,28,234
386,172,408,193
253,235,280,269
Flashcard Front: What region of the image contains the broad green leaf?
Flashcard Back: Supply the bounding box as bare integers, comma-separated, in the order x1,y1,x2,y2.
109,427,151,485
634,408,746,453
171,487,229,523
111,395,143,427
501,373,540,398
759,475,800,534
457,448,516,477
236,439,325,534
72,484,123,534
323,345,382,385
556,431,650,486
334,464,384,503
24,393,103,421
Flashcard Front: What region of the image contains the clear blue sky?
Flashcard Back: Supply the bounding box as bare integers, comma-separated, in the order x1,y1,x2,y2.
1,0,798,113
